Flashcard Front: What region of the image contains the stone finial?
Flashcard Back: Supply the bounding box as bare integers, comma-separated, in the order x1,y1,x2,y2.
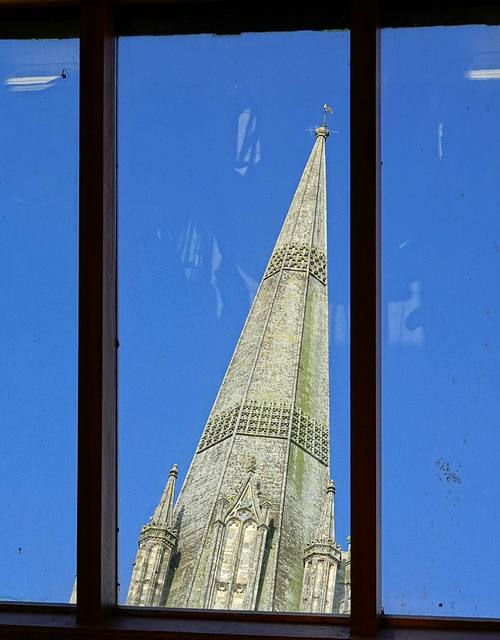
169,463,179,478
315,124,330,139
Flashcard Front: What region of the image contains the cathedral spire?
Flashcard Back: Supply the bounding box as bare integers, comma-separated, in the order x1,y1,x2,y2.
163,116,332,611
128,112,350,613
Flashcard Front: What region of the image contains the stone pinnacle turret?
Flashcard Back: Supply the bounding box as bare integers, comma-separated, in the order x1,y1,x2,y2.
126,465,178,606
300,480,342,613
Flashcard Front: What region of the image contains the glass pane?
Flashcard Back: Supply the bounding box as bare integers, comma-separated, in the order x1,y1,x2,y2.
0,39,79,602
382,25,500,617
118,31,350,612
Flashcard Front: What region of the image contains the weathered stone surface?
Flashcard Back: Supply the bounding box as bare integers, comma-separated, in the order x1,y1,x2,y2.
127,122,350,614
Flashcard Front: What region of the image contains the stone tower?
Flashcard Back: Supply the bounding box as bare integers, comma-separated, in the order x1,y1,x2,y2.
127,117,350,613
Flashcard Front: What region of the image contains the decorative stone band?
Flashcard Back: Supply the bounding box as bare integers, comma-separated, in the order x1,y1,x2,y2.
197,400,329,465
263,242,327,285
303,540,342,564
139,522,178,549
291,410,329,466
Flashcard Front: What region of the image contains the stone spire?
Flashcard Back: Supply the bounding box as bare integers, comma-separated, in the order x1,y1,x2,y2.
128,113,349,612
151,463,178,528
315,479,336,542
126,465,178,606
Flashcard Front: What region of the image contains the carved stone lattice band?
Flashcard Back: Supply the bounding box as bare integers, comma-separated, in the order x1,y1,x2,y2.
291,410,329,466
263,242,327,285
197,400,329,465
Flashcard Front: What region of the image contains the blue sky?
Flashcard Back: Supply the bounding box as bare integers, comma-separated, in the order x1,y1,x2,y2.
1,25,500,618
0,38,79,603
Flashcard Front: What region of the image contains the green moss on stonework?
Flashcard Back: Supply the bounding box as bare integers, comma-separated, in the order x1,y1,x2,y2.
296,287,318,416
288,561,305,609
285,444,307,607
290,444,305,497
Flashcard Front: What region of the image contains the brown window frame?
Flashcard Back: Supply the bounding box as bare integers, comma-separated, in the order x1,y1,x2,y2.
0,1,499,638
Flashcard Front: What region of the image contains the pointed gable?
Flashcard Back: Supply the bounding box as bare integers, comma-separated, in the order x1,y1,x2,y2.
225,477,263,525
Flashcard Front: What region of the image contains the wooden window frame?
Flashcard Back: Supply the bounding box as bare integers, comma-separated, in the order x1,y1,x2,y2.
0,1,499,638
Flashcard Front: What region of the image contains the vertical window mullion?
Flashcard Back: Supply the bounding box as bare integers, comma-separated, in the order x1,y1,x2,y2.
77,0,117,623
350,0,381,635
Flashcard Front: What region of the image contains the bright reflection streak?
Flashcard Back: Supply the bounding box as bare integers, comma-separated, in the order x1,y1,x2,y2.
4,76,59,91
5,75,59,85
8,84,56,92
466,69,500,80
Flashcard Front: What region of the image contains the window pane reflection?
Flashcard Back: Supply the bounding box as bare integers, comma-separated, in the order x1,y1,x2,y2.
0,39,79,603
118,31,350,611
382,25,500,617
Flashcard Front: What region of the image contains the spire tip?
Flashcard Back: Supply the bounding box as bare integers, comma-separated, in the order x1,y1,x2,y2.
316,104,331,138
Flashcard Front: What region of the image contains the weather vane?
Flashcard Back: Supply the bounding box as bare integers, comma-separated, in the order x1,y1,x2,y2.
322,103,333,126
